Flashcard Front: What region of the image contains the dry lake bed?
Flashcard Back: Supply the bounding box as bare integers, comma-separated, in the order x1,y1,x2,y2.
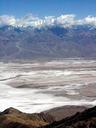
0,59,96,113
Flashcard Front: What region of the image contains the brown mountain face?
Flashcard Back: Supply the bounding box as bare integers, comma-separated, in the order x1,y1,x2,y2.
0,107,55,128
45,106,86,121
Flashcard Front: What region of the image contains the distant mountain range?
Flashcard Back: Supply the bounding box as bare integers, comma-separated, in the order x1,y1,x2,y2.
0,25,96,60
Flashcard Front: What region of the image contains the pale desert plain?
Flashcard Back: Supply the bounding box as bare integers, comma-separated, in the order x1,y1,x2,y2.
0,59,96,113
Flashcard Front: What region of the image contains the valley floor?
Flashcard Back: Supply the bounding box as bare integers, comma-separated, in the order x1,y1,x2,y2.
0,59,96,113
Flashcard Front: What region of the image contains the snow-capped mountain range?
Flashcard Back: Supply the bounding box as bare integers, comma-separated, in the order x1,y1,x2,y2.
0,14,96,28
0,14,96,60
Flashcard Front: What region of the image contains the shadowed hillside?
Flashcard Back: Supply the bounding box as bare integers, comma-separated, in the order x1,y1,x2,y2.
43,106,96,128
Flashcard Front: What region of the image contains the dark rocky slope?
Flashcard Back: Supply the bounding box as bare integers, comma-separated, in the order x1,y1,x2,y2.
43,106,96,128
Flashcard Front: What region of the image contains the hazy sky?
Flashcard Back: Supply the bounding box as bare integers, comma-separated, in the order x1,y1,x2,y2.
0,0,96,18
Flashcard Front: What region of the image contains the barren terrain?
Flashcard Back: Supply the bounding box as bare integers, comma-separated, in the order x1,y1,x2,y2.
0,59,96,113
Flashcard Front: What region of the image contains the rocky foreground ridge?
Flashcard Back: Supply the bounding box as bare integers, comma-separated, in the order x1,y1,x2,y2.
1,106,96,128
0,107,54,128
